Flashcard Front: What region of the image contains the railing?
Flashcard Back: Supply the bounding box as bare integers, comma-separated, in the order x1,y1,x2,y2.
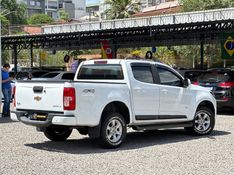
42,7,234,34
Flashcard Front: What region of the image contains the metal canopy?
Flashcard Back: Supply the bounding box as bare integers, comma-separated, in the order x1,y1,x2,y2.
1,8,234,72
2,7,234,50
2,20,234,51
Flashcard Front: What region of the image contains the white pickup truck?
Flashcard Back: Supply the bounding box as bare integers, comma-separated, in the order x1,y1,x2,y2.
11,59,216,148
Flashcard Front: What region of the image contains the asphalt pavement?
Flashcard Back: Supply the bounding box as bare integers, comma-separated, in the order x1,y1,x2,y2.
0,113,234,175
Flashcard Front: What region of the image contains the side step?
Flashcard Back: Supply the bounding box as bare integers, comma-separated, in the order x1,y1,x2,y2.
132,122,193,131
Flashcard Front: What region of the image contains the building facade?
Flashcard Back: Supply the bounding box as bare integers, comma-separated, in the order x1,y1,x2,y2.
17,0,86,20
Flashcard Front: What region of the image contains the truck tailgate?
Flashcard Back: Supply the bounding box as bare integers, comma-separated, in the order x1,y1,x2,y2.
15,81,64,112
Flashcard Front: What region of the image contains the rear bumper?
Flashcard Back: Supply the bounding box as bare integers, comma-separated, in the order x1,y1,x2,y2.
10,111,76,127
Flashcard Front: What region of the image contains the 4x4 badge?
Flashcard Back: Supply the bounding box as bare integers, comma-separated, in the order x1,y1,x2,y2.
34,96,42,101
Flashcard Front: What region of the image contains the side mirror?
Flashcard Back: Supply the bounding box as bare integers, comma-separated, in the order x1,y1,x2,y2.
182,78,191,88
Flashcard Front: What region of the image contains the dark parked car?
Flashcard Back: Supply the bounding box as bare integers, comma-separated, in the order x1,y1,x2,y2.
31,71,75,81
194,68,234,110
183,70,205,83
15,70,49,80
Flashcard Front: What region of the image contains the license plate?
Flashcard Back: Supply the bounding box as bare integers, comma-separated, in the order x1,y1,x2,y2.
32,114,47,119
36,115,47,119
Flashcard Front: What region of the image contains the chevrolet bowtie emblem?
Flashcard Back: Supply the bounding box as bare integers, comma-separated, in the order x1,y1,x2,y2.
34,96,42,101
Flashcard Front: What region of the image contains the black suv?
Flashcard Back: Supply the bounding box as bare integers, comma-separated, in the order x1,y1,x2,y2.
195,68,234,110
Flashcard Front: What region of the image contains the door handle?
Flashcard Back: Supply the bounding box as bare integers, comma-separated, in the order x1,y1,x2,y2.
133,87,141,92
161,89,168,94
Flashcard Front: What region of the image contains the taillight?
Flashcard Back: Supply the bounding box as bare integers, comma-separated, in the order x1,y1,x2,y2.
12,86,16,107
193,81,199,85
63,87,76,110
218,82,234,88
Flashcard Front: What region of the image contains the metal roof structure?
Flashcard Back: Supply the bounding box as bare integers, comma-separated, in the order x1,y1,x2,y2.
2,7,234,50
1,7,234,72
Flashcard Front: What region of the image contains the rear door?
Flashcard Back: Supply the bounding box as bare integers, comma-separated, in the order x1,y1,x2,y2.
15,81,64,112
129,63,160,121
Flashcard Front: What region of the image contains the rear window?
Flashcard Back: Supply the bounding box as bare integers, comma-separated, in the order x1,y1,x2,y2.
77,64,124,80
61,73,75,80
41,72,60,78
16,72,29,80
32,71,48,78
198,71,231,83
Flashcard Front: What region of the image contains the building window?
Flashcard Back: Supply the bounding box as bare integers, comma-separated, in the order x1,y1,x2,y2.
30,1,35,6
36,2,41,6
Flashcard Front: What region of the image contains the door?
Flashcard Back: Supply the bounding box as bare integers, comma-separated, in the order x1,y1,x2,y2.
156,65,191,119
129,63,160,121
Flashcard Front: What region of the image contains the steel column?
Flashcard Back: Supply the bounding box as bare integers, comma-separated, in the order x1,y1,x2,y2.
30,43,33,68
13,44,18,74
200,40,204,69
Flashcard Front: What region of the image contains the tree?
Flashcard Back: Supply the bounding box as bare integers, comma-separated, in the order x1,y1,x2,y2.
179,0,234,12
104,0,141,19
1,0,27,35
28,14,54,25
0,0,27,24
59,10,70,22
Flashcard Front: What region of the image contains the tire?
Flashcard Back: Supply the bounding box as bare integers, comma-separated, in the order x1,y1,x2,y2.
44,127,72,141
186,106,215,135
99,113,126,148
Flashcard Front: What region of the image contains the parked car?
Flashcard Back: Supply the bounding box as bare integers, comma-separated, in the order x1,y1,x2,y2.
11,59,216,148
194,68,234,110
15,70,49,80
31,71,75,81
183,70,205,83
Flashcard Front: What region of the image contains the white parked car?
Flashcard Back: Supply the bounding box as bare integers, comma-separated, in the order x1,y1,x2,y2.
11,59,217,148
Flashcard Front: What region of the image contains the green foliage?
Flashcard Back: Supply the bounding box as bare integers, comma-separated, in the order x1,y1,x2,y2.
59,10,70,21
1,0,27,35
0,0,27,24
28,14,54,25
104,0,141,19
179,0,234,12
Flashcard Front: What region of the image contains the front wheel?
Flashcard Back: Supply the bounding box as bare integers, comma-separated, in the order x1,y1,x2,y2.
100,113,126,148
186,106,215,135
44,127,72,141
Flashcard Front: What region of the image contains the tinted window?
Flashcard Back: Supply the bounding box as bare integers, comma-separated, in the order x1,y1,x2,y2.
157,67,182,86
132,66,154,83
61,73,75,80
16,72,29,80
78,64,123,80
41,73,60,78
32,71,48,78
198,71,230,83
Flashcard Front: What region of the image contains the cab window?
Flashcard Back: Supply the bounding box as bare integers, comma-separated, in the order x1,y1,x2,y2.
132,65,154,84
157,67,182,87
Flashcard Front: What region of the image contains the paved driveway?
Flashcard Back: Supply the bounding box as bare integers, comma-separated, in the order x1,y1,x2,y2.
0,113,234,175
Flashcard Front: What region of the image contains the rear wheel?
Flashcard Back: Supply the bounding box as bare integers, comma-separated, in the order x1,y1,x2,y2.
99,113,126,148
44,127,72,141
186,106,215,135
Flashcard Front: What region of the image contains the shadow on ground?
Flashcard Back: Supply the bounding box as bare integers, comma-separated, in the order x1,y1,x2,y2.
0,117,17,124
25,129,230,155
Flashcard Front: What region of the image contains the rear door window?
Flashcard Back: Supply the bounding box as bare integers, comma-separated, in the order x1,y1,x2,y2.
131,64,154,84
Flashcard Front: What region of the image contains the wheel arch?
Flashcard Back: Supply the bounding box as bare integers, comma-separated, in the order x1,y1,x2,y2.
100,101,130,124
197,100,215,115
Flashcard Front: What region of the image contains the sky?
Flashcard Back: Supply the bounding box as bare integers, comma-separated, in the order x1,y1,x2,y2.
86,0,99,5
